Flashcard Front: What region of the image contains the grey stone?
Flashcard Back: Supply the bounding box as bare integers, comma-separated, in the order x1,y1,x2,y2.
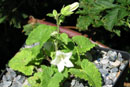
99,69,108,75
119,63,125,70
107,51,117,62
71,79,76,86
15,75,21,81
6,68,16,78
11,81,22,87
79,83,84,87
18,76,26,83
3,81,12,87
118,57,123,62
118,53,122,58
2,75,7,81
105,79,113,85
74,81,80,87
102,85,112,87
108,72,117,80
6,72,14,81
111,60,121,67
96,64,103,69
100,59,109,65
103,63,110,69
110,68,118,73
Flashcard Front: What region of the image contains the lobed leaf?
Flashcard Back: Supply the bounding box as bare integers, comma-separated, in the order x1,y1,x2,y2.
41,65,64,87
8,49,35,75
69,59,102,87
72,36,95,54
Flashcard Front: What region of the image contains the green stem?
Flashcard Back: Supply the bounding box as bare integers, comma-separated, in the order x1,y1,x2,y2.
56,15,60,34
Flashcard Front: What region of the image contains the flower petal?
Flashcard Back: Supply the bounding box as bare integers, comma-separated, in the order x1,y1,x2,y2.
51,58,61,65
65,52,72,60
64,59,74,67
57,61,64,72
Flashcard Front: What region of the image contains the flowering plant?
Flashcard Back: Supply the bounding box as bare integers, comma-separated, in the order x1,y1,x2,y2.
8,2,102,87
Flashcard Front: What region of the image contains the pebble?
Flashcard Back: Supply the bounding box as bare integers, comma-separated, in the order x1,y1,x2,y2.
111,60,121,67
96,64,103,69
108,72,117,80
119,63,125,70
0,68,26,87
107,51,117,62
118,53,122,58
105,79,113,85
2,81,11,87
100,59,109,65
99,69,108,75
110,68,118,73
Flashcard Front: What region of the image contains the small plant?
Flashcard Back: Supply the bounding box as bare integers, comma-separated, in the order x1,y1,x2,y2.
8,2,102,87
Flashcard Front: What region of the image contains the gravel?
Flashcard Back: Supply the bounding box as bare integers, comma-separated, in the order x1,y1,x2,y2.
0,68,26,87
0,50,128,87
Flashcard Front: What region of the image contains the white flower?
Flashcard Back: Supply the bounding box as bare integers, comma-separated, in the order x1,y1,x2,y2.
61,2,79,16
69,2,79,12
51,51,74,72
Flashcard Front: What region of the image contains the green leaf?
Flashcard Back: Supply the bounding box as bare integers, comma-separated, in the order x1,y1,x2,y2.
8,49,35,75
69,59,102,87
72,36,95,54
76,16,93,31
22,13,28,19
41,65,64,87
47,13,54,17
95,0,118,9
118,7,128,19
103,8,119,32
0,16,7,23
26,72,42,87
53,10,58,18
25,24,56,56
59,33,69,44
113,29,121,36
23,23,40,35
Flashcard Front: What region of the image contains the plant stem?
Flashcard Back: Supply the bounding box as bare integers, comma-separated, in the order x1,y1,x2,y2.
56,17,60,34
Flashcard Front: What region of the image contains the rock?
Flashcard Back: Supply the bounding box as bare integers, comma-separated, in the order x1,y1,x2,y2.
107,51,117,62
18,76,26,83
71,79,76,86
100,59,109,65
105,79,113,85
110,68,118,73
79,83,84,87
117,57,123,62
102,85,112,87
96,64,103,69
118,53,122,58
119,63,125,70
3,81,12,87
11,81,22,87
108,72,117,80
103,63,110,69
5,72,14,81
15,75,21,81
94,60,99,64
99,69,108,75
111,60,121,67
2,75,7,82
6,68,16,78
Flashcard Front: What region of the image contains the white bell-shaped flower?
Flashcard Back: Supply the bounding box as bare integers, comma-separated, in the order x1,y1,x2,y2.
61,2,79,16
51,51,74,72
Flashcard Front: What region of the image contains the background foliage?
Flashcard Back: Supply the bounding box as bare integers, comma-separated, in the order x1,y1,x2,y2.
76,0,130,36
